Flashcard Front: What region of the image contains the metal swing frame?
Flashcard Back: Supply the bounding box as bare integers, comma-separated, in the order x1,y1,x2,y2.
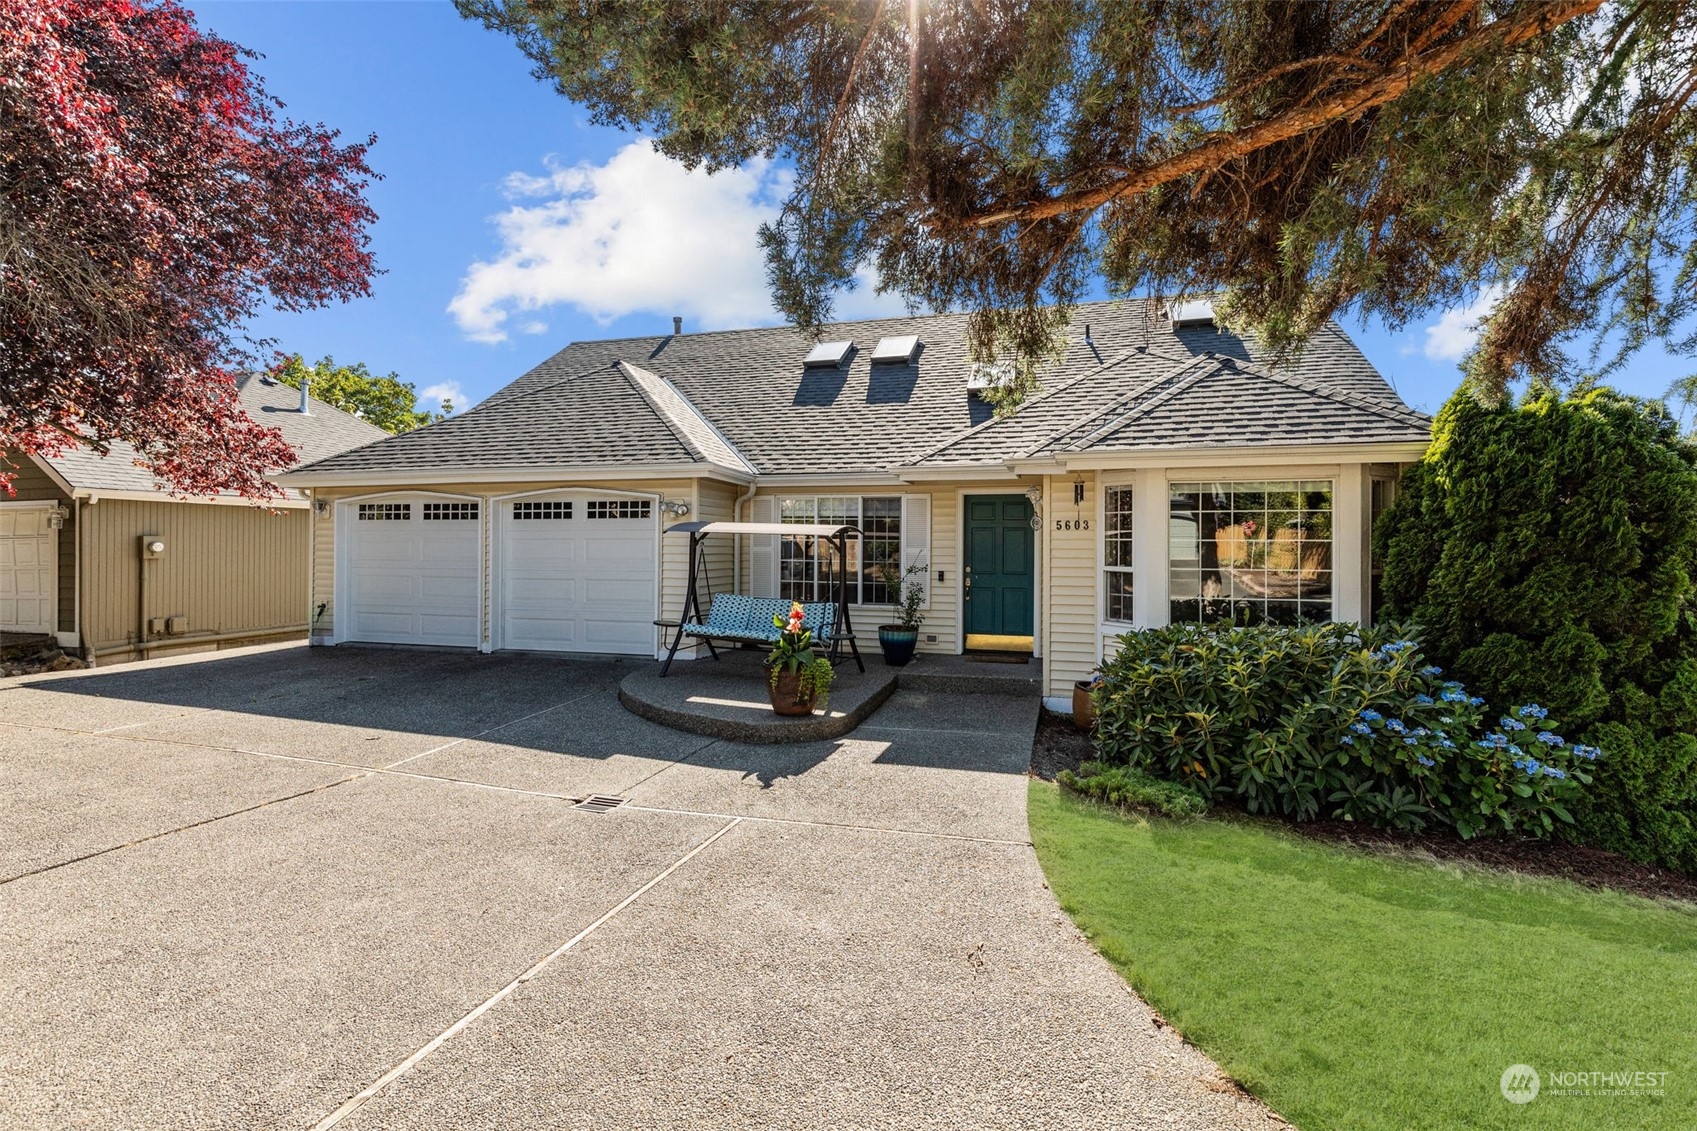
655,521,866,676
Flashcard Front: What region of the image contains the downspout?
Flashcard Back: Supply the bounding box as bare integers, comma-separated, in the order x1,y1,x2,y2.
731,480,758,595
137,535,150,661
71,499,82,656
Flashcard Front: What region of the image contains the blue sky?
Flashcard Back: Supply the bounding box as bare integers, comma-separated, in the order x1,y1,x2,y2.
198,1,1685,418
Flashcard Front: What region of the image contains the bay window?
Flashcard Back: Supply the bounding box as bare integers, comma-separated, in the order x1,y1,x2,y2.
1168,480,1334,625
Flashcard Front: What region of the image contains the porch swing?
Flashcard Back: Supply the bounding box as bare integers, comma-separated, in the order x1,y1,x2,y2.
654,522,866,677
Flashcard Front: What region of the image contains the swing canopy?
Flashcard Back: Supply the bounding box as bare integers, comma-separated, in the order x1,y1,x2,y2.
662,521,861,538
655,521,866,676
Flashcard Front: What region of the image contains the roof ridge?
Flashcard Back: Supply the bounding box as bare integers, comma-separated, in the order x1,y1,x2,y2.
903,348,1146,464
1219,355,1431,425
616,360,758,475
1014,352,1223,458
1056,360,1219,453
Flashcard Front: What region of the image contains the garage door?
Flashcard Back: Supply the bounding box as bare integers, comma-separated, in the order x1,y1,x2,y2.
0,507,55,634
497,492,657,655
344,497,481,647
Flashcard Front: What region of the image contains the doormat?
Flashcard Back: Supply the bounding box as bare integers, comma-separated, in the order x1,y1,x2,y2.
964,652,1031,665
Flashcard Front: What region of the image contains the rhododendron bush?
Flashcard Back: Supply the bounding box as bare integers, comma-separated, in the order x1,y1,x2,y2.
1,0,378,498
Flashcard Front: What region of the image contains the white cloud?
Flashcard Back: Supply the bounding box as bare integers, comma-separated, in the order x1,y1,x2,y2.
1423,286,1505,362
420,381,467,414
449,140,905,343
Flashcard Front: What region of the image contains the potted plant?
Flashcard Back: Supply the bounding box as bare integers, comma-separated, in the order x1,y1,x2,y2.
766,601,835,716
1072,672,1104,730
876,554,927,667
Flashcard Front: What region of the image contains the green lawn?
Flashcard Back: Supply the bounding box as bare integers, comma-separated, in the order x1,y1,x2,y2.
1029,781,1697,1131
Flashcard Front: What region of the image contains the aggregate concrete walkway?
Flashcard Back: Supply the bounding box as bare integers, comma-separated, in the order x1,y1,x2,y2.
0,645,1279,1130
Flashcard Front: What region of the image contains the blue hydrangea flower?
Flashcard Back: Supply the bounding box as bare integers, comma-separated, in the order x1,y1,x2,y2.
1413,694,1435,706
1469,696,1486,707
1543,766,1568,779
1513,757,1544,775
1340,735,1355,746
1439,738,1456,749
1536,731,1564,747
1360,709,1383,723
1518,704,1550,720
1386,719,1406,734
1413,727,1430,737
1440,688,1468,703
1417,755,1436,767
1500,717,1528,732
1571,745,1600,761
1420,665,1443,677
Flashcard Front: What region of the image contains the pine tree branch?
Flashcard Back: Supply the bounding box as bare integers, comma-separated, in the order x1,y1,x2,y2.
947,0,1602,231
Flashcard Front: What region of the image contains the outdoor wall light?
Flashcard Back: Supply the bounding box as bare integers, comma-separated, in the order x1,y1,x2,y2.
312,497,330,517
660,499,691,517
1023,486,1043,518
47,504,68,530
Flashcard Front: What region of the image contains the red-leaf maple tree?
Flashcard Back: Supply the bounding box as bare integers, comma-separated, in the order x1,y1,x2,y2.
1,0,379,499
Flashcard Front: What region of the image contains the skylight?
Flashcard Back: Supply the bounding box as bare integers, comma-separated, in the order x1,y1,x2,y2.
966,361,1013,392
870,334,921,363
1167,300,1216,327
803,340,854,368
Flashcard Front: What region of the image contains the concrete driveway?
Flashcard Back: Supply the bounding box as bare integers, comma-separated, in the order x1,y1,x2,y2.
0,645,1277,1130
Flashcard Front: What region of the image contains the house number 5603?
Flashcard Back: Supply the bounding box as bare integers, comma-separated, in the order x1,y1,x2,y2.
1055,518,1090,531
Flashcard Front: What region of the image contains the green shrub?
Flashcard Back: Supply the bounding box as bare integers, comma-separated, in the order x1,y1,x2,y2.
1092,622,1594,837
1377,387,1697,869
1058,761,1209,818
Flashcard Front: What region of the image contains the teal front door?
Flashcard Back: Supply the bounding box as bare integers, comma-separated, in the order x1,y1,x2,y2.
964,495,1035,650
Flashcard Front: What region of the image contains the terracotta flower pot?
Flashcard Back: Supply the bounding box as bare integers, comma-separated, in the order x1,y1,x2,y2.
768,666,819,716
1072,680,1096,730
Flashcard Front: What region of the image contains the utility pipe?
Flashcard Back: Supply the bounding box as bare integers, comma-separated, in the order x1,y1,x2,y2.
92,624,307,661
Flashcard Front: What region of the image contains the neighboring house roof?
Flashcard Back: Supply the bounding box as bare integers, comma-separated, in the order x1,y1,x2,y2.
39,374,388,501
282,298,1430,485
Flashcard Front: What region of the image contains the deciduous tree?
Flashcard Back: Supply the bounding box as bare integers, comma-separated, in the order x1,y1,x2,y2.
460,0,1696,409
268,355,447,435
1,0,379,497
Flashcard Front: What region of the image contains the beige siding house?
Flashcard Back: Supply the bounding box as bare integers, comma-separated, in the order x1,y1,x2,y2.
277,300,1430,709
1,376,385,663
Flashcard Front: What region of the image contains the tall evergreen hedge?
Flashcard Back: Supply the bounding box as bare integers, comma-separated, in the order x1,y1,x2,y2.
1377,388,1697,871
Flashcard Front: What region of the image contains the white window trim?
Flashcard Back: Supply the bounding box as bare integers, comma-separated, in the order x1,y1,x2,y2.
1100,480,1136,627
1161,472,1342,628
776,493,905,607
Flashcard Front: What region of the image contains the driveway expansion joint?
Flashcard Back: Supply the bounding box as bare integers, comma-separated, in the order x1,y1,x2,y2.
307,816,745,1131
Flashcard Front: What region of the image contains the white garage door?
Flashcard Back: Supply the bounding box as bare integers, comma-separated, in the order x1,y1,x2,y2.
344,497,481,647
498,492,657,655
0,507,55,634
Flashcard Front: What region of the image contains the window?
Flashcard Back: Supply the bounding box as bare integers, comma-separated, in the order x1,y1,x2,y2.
1168,480,1333,626
423,502,479,521
512,500,571,520
779,496,902,604
357,503,411,521
1103,485,1134,622
587,499,651,519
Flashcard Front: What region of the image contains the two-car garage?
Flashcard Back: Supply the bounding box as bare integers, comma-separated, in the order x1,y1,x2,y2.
338,490,659,656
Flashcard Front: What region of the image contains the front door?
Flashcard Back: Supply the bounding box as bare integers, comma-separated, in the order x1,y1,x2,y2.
964,494,1034,651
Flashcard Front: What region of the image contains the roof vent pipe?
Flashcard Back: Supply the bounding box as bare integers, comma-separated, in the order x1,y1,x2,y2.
673,316,683,335
298,374,310,414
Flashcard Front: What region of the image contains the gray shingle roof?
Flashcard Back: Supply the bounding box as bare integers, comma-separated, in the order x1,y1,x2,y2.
43,374,388,496
289,298,1428,481
913,348,1431,466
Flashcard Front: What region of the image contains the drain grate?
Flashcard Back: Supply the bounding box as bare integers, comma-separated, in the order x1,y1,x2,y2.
573,794,629,814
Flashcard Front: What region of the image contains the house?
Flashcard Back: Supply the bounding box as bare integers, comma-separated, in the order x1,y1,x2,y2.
1,374,387,663
274,298,1431,709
